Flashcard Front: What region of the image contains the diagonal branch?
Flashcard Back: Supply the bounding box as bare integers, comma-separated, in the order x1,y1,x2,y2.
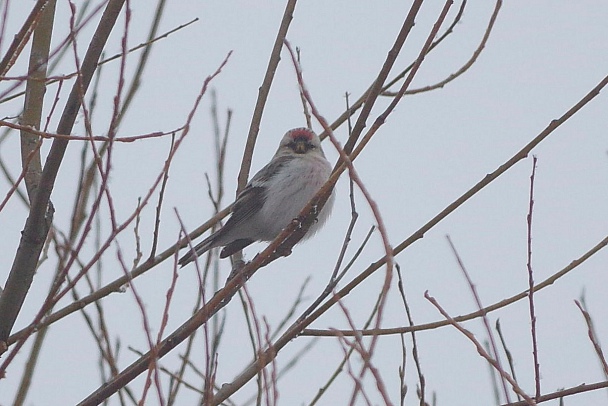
237,0,298,193
343,0,423,154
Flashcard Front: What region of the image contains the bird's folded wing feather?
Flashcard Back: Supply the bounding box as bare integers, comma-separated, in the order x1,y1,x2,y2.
227,155,295,226
227,185,266,227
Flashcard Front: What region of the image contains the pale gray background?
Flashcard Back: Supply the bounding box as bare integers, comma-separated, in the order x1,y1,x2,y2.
1,1,607,405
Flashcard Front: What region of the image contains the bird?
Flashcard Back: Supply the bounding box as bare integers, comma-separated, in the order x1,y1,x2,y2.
178,127,335,266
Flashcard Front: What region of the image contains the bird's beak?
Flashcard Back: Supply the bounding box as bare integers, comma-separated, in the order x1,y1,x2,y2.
293,139,309,154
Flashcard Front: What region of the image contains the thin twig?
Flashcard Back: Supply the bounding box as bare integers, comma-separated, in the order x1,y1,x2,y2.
526,156,541,400
446,235,510,403
334,300,393,406
0,14,197,105
0,119,183,142
396,264,425,406
99,17,197,65
332,333,374,406
243,338,318,406
574,300,608,378
484,340,502,406
307,253,383,406
343,0,424,154
296,47,313,129
328,92,359,282
496,320,521,401
149,134,175,259
297,225,374,327
375,0,468,100
398,332,408,406
115,248,165,406
424,291,535,405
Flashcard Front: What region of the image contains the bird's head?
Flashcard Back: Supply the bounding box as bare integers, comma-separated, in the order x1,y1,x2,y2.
278,127,324,156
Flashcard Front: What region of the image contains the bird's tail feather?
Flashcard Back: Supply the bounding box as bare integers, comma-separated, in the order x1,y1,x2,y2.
178,234,216,267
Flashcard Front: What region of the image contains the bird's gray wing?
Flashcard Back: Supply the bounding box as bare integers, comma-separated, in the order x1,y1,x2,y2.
227,154,295,226
248,154,294,184
225,185,266,227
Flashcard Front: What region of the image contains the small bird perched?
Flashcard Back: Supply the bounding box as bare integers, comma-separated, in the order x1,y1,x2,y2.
179,127,335,266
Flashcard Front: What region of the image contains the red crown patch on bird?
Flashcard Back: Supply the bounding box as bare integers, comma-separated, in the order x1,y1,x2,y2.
288,127,315,141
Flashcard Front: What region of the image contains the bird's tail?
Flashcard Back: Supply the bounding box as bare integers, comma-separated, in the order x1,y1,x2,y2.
178,234,217,267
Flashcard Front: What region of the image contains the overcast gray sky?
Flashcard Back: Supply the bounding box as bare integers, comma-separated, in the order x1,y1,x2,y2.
1,1,607,405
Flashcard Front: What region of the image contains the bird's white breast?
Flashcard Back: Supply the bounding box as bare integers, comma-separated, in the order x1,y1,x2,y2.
255,153,333,240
